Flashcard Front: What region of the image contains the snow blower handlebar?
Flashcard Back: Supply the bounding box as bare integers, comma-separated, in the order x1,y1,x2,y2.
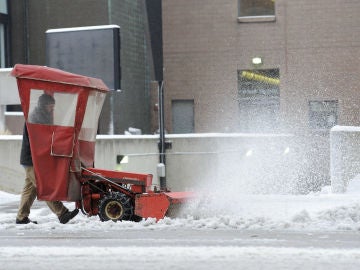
81,167,153,194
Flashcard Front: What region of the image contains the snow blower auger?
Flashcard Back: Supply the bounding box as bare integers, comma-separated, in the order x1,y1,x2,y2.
11,64,193,222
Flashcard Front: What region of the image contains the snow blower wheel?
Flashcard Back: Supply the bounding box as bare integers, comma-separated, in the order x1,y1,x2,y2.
98,192,133,222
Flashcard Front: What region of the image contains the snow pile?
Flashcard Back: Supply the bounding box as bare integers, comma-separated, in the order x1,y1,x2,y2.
1,187,360,232
0,191,19,204
346,174,360,194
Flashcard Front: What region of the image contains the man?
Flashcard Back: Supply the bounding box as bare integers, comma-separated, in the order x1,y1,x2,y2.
16,93,79,224
28,93,55,124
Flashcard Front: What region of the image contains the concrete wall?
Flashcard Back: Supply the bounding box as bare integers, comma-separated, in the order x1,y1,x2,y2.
0,133,305,195
330,126,360,193
0,135,23,193
0,69,20,134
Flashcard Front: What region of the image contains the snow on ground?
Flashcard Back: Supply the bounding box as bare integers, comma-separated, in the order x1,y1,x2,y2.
2,183,360,270
1,183,360,231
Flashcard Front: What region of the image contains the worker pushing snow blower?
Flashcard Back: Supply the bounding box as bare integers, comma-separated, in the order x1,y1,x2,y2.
11,64,193,222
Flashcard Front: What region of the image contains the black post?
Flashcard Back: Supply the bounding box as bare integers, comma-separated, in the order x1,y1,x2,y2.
158,81,166,190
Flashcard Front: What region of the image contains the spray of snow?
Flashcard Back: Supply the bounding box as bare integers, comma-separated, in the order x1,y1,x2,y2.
1,162,360,232
173,135,310,220
1,183,360,232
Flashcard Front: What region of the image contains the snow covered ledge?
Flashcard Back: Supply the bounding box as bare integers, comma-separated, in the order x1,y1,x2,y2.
330,125,360,193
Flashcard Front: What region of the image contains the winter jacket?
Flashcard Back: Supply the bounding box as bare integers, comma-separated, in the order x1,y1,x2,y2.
20,124,32,166
29,107,53,124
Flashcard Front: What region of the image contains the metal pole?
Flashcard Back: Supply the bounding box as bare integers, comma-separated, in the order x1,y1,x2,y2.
158,80,166,189
23,0,30,64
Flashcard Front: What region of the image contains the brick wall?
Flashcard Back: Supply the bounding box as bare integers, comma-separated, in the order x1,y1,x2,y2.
162,0,360,133
162,0,360,189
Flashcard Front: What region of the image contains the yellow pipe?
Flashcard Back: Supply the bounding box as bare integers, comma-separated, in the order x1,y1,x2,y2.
241,71,280,86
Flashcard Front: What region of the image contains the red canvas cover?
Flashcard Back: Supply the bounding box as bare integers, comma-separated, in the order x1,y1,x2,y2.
12,64,109,201
11,64,108,92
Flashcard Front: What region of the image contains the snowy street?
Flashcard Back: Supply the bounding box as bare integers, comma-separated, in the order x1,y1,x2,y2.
2,190,360,269
1,228,360,270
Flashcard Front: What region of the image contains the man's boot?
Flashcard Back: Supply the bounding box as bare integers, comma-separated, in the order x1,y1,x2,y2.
59,209,79,224
16,217,38,224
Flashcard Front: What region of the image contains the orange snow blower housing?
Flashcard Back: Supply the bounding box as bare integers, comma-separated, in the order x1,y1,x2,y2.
12,64,193,222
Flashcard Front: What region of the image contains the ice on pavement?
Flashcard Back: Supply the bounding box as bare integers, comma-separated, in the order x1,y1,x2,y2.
1,178,360,231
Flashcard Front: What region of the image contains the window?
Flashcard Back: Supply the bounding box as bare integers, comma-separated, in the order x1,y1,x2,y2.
0,0,7,14
79,91,106,141
238,0,275,22
172,100,194,133
0,23,5,67
0,0,9,67
238,69,280,132
309,100,338,130
6,105,22,112
28,89,78,127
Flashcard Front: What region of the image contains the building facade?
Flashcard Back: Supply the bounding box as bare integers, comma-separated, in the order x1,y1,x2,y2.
2,0,360,191
4,0,159,134
162,0,360,190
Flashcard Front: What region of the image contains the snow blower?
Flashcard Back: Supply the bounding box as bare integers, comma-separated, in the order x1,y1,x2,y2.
11,64,193,221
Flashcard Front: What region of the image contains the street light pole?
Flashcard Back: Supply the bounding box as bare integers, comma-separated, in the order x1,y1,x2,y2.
158,80,166,190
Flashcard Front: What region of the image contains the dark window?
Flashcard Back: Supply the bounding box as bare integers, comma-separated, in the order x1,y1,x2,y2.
309,101,338,130
238,0,275,18
237,69,280,132
6,105,22,112
172,100,194,133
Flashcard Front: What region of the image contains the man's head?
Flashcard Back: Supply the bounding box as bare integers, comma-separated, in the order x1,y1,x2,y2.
38,94,55,113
